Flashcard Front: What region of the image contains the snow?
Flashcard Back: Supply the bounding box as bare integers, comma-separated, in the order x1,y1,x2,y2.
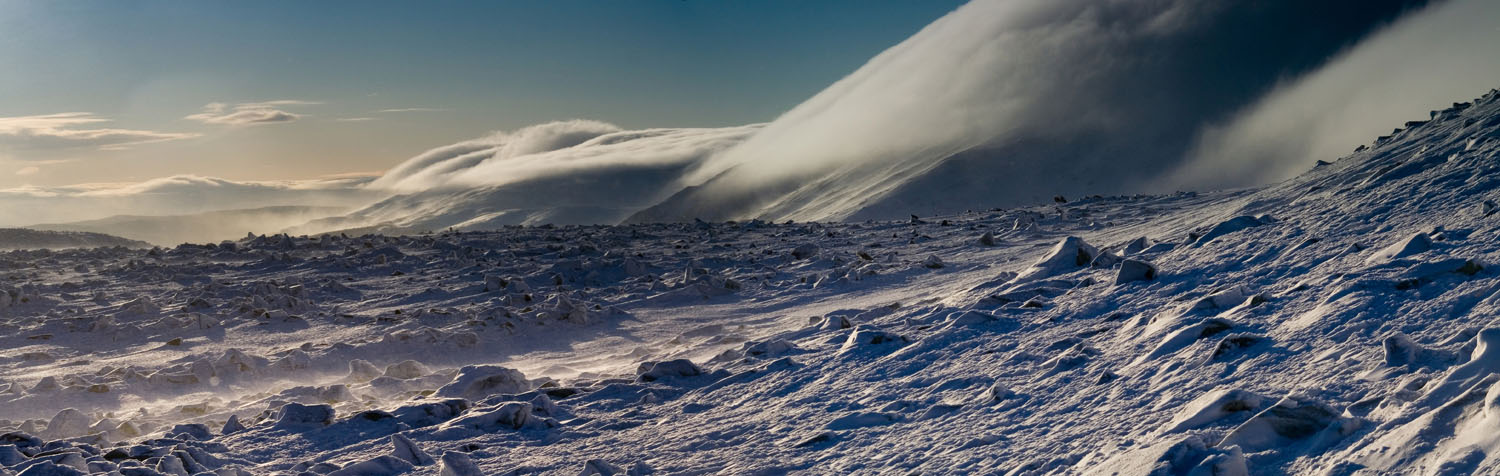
2,90,1500,474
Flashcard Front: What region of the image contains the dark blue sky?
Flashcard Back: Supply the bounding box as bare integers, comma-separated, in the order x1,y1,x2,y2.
0,0,964,184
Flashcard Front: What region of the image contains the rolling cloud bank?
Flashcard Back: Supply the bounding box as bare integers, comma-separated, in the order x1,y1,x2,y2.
6,0,1499,244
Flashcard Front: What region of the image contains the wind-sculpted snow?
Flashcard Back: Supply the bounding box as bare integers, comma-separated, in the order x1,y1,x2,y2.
5,90,1500,474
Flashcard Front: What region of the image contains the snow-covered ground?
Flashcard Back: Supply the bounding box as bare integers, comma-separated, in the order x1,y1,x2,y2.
4,90,1500,475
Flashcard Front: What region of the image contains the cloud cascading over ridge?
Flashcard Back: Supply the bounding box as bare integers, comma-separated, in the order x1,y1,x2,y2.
631,0,1438,222
1167,0,1500,189
301,120,760,233
185,100,320,125
5,0,1492,240
0,112,199,152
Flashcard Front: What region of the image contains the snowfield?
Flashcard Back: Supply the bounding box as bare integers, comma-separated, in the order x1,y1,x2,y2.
4,90,1500,475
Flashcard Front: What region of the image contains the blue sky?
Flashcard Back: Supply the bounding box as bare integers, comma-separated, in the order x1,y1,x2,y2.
0,0,964,185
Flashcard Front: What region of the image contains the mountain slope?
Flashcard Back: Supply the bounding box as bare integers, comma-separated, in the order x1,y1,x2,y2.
30,206,348,246
2,91,1500,474
0,228,149,250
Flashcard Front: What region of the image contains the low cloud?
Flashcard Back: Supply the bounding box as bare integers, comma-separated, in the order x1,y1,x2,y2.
186,100,320,125
636,0,1434,221
1166,0,1500,189
0,174,379,229
0,113,199,152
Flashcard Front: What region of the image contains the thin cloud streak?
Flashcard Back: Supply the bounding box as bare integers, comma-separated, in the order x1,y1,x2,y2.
377,107,449,113
0,112,199,153
186,100,321,125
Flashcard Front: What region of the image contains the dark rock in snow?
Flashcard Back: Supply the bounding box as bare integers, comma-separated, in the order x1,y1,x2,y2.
1090,250,1120,268
1114,259,1157,285
789,431,838,449
221,415,246,435
791,244,820,260
1208,333,1266,363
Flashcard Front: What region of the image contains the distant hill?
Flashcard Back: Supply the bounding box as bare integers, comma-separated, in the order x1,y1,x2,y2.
29,206,347,246
0,228,149,250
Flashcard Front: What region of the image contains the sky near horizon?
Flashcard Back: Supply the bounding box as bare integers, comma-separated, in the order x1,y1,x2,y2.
0,0,964,187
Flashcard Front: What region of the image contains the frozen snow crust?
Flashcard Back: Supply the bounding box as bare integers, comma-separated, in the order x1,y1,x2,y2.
4,91,1500,474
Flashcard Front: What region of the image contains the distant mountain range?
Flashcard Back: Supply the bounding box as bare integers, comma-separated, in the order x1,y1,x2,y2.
29,206,347,246
0,228,148,250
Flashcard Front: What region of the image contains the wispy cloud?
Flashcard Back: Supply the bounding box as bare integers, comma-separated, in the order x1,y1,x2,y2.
14,166,39,176
377,107,448,113
186,100,321,125
336,117,378,122
0,112,200,152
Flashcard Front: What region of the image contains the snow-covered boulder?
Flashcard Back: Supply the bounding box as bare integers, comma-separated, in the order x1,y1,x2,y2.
922,255,945,269
273,403,335,429
389,434,433,466
436,402,546,434
42,409,91,439
382,360,432,380
1191,215,1267,247
636,359,704,382
839,326,909,354
438,451,483,476
346,359,383,382
1120,236,1150,255
1365,232,1434,264
978,231,998,247
327,455,414,476
1164,389,1267,433
1012,236,1097,282
434,365,530,401
166,423,212,441
1217,395,1350,452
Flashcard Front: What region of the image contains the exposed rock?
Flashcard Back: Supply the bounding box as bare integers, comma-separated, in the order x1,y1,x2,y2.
1114,259,1157,284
